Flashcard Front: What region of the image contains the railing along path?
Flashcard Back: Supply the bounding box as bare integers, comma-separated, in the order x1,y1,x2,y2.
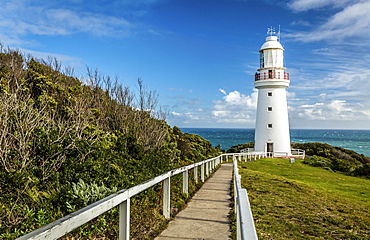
18,153,261,240
231,153,258,240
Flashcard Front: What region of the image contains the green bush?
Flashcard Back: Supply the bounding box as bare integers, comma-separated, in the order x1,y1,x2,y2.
0,49,220,239
66,179,118,212
226,142,254,153
293,142,370,178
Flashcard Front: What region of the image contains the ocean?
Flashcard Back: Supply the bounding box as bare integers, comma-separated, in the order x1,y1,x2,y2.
181,128,370,157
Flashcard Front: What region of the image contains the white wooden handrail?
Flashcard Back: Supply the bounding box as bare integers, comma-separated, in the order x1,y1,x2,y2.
231,154,259,240
18,153,260,240
17,156,223,240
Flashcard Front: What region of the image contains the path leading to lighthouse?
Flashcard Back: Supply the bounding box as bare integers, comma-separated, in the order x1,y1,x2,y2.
155,163,233,240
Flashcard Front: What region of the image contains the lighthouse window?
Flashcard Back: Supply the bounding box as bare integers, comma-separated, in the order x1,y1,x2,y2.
268,107,272,111
268,124,273,128
268,92,272,96
260,52,264,68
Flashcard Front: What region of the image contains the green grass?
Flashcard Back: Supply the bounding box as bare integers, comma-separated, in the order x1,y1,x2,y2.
239,158,370,239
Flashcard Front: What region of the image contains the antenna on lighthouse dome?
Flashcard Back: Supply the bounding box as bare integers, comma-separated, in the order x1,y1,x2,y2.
267,26,276,36
267,26,281,42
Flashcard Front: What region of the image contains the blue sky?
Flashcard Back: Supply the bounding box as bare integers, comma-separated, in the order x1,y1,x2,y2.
1,0,370,129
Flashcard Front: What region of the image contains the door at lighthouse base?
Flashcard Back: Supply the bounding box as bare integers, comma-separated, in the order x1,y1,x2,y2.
267,143,273,153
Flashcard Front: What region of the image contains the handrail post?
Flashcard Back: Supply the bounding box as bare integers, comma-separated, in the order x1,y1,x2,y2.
119,199,130,240
194,166,198,184
206,161,209,176
183,170,189,194
163,176,171,219
201,163,205,182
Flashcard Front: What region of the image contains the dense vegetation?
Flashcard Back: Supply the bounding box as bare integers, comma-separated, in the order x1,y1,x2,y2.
239,158,370,240
0,48,220,239
226,142,254,153
292,142,370,178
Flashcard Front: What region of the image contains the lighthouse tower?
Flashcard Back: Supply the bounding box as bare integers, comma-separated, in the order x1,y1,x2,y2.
254,28,291,156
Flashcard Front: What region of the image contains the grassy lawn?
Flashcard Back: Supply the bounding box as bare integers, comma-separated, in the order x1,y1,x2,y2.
239,158,370,239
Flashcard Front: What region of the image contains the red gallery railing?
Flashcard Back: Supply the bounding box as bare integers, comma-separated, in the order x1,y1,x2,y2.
255,72,289,81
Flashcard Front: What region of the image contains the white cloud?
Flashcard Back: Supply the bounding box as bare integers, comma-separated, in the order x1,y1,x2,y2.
312,47,329,52
0,0,131,44
292,64,370,100
170,111,181,116
169,111,202,122
220,90,257,108
287,61,370,128
290,19,311,26
166,88,259,128
211,90,258,123
20,48,81,64
219,88,227,95
0,33,32,46
287,0,370,43
292,99,369,121
288,0,356,12
46,9,130,36
286,91,296,98
168,88,193,93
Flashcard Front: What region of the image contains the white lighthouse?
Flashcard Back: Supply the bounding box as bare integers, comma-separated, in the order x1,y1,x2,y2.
254,28,291,156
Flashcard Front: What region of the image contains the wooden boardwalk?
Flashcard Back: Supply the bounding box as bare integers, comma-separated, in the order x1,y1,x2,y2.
155,163,233,240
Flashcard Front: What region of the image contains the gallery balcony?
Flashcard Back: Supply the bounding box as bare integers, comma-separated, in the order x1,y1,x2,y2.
255,72,289,81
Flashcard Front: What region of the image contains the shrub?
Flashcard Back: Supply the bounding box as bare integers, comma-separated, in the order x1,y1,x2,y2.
0,48,220,239
293,142,370,178
66,179,118,212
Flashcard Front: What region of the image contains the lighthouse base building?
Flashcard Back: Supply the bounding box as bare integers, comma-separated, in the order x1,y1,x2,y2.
254,31,291,157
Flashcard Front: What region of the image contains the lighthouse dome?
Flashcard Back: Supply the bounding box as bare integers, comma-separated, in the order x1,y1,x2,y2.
260,36,284,50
